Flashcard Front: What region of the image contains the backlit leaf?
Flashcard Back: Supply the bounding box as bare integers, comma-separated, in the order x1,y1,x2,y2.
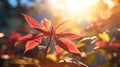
56,38,80,54
15,34,34,46
56,32,82,39
22,13,47,33
98,32,110,42
15,34,43,46
41,18,51,30
76,42,85,48
94,40,106,48
24,36,42,53
54,45,63,57
46,54,57,62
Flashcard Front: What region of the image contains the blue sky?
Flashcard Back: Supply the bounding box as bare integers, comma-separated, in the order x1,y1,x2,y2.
8,0,41,8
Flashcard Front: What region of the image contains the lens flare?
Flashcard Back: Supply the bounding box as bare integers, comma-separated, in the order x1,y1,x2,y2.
48,0,115,32
0,33,5,38
103,0,115,9
65,0,99,13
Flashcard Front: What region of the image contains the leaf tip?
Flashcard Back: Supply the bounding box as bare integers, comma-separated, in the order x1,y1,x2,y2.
23,50,27,54
21,13,25,16
14,42,18,47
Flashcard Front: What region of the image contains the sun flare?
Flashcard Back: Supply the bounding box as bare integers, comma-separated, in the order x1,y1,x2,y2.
65,0,99,13
48,0,115,32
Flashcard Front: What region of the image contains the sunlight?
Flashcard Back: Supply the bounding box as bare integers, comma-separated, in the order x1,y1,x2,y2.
48,0,115,33
49,0,99,13
65,0,99,13
49,0,102,21
103,0,115,9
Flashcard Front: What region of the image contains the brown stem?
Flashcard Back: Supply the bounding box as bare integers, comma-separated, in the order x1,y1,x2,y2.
43,37,52,67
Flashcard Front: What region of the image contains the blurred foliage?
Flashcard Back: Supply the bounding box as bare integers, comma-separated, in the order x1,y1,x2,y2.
98,32,110,42
0,0,120,67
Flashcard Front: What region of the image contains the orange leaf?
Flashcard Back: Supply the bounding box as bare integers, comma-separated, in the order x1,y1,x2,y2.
41,18,51,30
56,38,80,54
24,36,42,53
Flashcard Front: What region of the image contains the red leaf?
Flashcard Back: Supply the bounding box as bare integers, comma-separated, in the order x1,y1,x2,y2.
24,36,42,53
6,31,21,46
15,34,34,46
56,32,82,39
9,31,21,39
41,18,51,30
94,40,106,48
22,13,47,33
110,42,120,47
56,38,80,54
15,34,43,46
110,38,120,47
54,45,63,57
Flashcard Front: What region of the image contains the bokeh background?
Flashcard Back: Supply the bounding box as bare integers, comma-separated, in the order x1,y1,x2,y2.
0,0,120,67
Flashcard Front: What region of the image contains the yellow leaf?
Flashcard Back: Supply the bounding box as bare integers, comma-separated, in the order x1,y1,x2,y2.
46,54,57,62
98,32,110,42
76,42,85,48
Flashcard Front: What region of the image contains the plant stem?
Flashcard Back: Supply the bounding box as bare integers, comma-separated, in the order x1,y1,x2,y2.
43,37,52,67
